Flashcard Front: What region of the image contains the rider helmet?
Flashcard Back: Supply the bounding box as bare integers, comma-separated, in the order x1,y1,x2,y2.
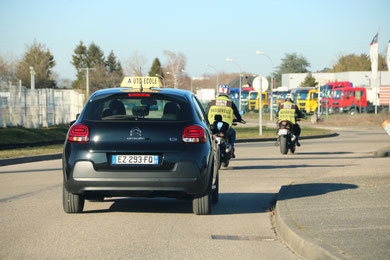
218,85,230,96
285,93,294,103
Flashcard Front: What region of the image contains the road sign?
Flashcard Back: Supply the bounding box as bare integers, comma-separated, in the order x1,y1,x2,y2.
253,76,269,92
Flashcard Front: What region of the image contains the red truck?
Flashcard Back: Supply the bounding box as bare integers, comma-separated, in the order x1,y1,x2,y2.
328,87,367,114
320,81,353,110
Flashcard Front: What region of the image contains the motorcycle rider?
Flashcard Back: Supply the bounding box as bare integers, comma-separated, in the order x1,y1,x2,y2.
276,93,306,146
207,85,243,157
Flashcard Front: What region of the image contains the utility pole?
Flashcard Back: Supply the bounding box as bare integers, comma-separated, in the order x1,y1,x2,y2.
81,68,96,99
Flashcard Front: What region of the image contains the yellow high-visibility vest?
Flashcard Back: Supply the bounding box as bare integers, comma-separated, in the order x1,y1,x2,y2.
278,101,296,124
208,96,234,126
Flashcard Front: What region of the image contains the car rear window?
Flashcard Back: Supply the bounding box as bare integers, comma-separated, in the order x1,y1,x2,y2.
82,93,190,121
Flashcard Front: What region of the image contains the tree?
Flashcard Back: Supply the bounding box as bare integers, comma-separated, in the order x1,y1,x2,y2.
274,53,310,87
0,55,18,82
331,53,388,72
164,50,186,88
106,50,122,73
87,42,105,67
16,40,56,88
331,54,370,72
125,51,147,76
71,41,88,89
378,53,388,71
148,58,163,77
86,50,123,92
300,72,318,88
104,50,123,88
71,42,123,91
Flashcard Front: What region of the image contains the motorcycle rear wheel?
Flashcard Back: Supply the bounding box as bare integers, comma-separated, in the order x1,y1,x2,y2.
221,159,229,168
280,135,288,155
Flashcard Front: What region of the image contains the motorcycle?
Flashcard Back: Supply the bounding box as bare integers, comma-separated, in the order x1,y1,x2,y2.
211,115,246,168
276,119,300,155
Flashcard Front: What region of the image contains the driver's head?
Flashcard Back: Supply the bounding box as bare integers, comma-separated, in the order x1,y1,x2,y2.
109,100,126,115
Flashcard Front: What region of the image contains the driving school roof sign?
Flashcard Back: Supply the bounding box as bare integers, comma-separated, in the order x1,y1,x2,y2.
120,76,162,88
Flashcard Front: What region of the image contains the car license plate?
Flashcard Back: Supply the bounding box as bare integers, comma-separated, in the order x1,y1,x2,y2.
278,129,288,135
112,155,159,165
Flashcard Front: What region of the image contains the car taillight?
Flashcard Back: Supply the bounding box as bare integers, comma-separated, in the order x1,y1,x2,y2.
68,124,89,143
183,126,206,143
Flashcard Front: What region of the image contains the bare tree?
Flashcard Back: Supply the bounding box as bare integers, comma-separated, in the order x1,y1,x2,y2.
0,54,18,83
164,50,186,88
125,51,147,76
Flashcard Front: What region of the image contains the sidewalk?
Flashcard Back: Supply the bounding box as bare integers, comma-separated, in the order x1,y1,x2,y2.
273,139,390,259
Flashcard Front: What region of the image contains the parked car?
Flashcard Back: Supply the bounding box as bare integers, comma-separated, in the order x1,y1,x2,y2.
63,77,219,215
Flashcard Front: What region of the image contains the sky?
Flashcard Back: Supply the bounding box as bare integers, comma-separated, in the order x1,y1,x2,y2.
1,0,390,82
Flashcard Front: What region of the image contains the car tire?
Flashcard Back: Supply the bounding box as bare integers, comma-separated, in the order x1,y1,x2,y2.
193,191,211,215
63,183,84,213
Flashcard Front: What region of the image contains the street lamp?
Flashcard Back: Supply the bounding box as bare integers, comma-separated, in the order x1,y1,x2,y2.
226,58,242,111
29,66,35,90
155,74,165,87
205,64,219,94
165,71,172,88
256,51,275,120
181,69,193,92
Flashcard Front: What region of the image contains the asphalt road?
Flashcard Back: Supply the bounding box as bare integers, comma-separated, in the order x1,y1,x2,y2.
0,126,389,259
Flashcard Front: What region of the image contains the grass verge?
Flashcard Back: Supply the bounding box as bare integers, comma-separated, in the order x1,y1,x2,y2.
0,125,69,145
0,144,64,159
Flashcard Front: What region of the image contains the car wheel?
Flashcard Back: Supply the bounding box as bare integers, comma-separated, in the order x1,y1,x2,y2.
212,174,219,204
63,183,84,213
193,191,211,215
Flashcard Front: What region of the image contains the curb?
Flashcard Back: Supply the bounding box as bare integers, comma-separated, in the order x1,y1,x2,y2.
0,153,62,167
274,186,348,260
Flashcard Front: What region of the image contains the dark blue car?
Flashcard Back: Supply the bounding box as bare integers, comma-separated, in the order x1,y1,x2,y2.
63,77,219,215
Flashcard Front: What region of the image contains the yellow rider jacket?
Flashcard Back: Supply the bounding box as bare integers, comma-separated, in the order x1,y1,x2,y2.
278,100,296,124
207,96,234,126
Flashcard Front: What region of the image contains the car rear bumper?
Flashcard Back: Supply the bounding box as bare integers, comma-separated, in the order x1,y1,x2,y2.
64,160,209,197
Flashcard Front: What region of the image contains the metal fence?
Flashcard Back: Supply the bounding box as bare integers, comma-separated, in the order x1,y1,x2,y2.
0,83,84,128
